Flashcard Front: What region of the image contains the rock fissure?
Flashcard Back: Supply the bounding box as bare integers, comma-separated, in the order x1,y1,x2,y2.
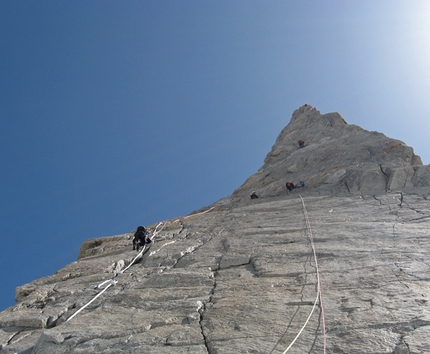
373,195,383,205
172,229,220,269
344,181,351,193
4,329,25,347
8,331,33,344
198,303,211,353
198,269,217,354
392,335,410,354
370,319,430,333
380,165,390,192
171,242,203,269
176,220,185,236
402,203,430,222
328,319,430,338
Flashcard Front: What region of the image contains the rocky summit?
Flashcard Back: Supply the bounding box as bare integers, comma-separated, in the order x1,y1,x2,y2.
1,105,429,354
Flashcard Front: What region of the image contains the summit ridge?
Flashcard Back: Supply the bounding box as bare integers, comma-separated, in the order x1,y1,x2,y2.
232,104,427,201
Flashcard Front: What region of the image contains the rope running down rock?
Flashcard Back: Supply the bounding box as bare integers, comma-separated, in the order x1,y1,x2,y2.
66,207,215,322
297,194,326,353
273,195,326,353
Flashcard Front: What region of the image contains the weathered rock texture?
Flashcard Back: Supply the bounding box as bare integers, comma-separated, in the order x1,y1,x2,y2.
233,105,427,201
1,105,429,353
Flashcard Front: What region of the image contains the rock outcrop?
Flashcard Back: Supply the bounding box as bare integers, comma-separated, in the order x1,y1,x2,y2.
1,105,429,353
232,105,427,201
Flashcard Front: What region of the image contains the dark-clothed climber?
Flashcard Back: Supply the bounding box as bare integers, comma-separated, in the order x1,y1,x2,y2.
133,226,151,251
286,182,295,192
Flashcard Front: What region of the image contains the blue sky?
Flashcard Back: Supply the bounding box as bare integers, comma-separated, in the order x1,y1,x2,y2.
1,1,429,311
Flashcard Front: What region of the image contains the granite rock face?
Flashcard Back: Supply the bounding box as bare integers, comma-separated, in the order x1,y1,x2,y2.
233,105,427,200
1,106,429,354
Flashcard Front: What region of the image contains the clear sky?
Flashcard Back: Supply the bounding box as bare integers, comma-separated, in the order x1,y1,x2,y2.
1,1,429,311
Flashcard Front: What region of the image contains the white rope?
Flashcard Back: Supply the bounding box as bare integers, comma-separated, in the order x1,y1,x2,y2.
299,194,326,353
67,207,216,322
281,291,320,354
67,280,116,322
96,279,112,289
183,207,215,219
120,220,169,274
120,243,148,274
274,195,326,353
68,227,157,321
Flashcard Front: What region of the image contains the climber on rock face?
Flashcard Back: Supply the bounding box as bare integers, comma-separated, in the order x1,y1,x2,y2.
286,181,305,192
298,140,305,148
250,191,259,199
133,226,150,251
288,181,305,191
286,182,295,192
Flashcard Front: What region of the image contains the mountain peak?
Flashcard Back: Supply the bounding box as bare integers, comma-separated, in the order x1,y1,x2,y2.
233,105,426,200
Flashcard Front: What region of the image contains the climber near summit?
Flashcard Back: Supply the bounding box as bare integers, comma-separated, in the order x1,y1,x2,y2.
250,191,259,199
298,140,305,148
286,181,305,192
133,226,151,251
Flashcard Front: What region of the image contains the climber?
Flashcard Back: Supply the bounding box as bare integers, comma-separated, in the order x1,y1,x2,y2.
286,182,295,192
298,140,305,148
286,181,305,191
250,191,259,199
133,226,148,251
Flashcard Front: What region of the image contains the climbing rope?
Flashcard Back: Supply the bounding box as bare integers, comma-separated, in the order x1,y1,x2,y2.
298,194,326,353
281,291,320,354
66,280,116,322
120,221,166,275
270,195,326,353
66,207,216,322
66,224,165,322
181,206,215,220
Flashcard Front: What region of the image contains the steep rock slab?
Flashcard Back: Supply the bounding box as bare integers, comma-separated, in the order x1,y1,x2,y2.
1,192,429,353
